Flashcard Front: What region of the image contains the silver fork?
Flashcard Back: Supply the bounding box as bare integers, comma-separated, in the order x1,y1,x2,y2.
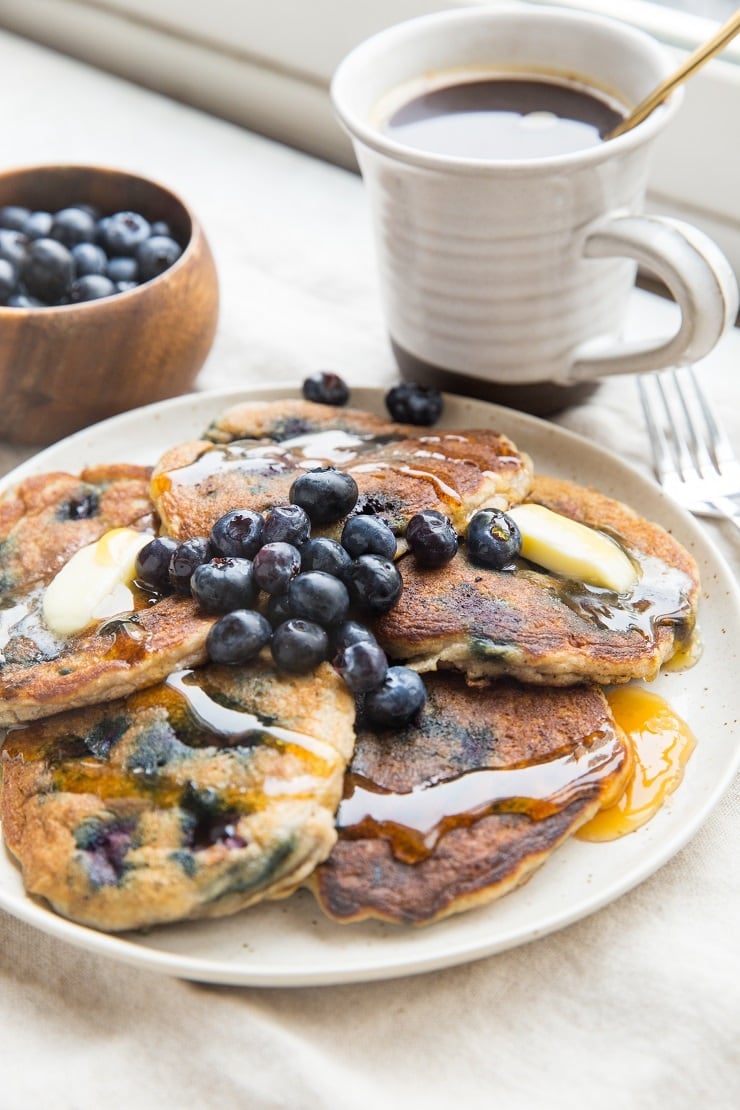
637,365,740,533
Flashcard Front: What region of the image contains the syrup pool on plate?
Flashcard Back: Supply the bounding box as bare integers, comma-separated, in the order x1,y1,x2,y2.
577,686,696,841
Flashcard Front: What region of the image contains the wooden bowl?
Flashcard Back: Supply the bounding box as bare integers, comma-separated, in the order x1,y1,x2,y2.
0,164,219,445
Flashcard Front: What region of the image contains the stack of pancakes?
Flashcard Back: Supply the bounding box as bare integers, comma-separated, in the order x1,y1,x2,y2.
0,399,700,931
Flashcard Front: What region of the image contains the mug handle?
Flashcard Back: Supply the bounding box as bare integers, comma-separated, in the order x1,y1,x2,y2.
571,214,738,381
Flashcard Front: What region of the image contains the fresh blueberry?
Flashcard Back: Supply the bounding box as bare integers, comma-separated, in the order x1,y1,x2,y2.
168,536,213,594
21,238,74,302
299,537,351,578
0,229,29,268
106,255,139,283
50,206,97,247
271,619,329,674
0,259,17,303
115,281,138,295
262,503,311,547
0,205,30,231
363,666,427,729
135,536,179,591
406,510,458,567
266,591,293,628
290,467,358,524
206,609,272,665
210,509,264,559
302,371,350,406
332,620,378,653
22,210,53,240
71,241,108,277
69,274,117,302
385,382,443,426
466,508,522,570
102,211,151,256
252,542,301,595
190,557,256,613
288,570,350,626
150,220,172,238
6,292,44,308
137,234,182,281
341,514,397,559
334,639,388,694
343,554,403,614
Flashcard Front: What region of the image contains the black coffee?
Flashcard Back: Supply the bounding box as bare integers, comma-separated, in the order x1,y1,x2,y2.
383,76,624,159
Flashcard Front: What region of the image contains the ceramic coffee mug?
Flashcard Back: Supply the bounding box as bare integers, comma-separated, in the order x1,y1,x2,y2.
332,5,738,413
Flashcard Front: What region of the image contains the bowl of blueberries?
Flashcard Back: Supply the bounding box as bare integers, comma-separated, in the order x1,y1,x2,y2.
0,163,219,445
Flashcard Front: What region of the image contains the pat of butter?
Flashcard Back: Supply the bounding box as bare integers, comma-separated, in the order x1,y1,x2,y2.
507,504,637,593
42,527,150,637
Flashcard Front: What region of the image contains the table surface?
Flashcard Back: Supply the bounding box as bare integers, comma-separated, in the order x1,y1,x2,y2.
1,28,738,1110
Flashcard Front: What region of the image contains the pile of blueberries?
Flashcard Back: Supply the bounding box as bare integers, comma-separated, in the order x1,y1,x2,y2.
135,373,523,730
0,203,183,307
134,466,438,729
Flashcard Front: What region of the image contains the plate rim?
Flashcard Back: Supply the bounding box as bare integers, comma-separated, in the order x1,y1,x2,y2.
1,383,739,987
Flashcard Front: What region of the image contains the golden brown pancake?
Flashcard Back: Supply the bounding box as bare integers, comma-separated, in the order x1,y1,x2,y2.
150,399,533,542
0,463,154,599
1,658,355,932
0,595,215,726
374,475,700,685
311,673,632,925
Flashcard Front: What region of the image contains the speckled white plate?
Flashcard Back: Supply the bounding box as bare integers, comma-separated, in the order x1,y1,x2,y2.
1,385,738,987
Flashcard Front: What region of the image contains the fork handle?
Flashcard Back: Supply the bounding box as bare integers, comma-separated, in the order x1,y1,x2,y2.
572,215,738,380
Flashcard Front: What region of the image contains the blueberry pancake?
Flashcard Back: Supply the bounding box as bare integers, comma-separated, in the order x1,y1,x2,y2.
0,594,216,726
1,658,355,931
374,475,700,685
150,399,533,543
0,463,154,598
311,673,632,925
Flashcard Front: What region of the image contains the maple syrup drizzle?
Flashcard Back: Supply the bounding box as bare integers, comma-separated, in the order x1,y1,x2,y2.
337,728,626,864
577,687,696,841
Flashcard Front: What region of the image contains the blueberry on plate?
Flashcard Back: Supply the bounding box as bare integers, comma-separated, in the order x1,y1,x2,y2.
363,666,427,729
287,570,350,626
290,467,358,524
168,536,213,594
302,371,350,406
466,508,522,570
341,514,397,560
262,503,311,547
332,620,378,654
206,609,272,665
271,619,329,674
299,537,351,578
385,382,443,426
406,509,458,567
252,542,301,595
211,509,264,559
333,639,388,694
343,554,403,614
135,536,179,592
190,557,256,613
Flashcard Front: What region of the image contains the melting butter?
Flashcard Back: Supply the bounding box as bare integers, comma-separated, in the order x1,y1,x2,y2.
508,503,637,593
42,527,150,637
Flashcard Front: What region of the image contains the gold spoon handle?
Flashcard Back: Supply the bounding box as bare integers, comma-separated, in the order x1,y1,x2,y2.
608,8,740,139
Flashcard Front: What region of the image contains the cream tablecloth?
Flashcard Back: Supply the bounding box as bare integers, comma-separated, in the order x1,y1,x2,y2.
0,30,738,1110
